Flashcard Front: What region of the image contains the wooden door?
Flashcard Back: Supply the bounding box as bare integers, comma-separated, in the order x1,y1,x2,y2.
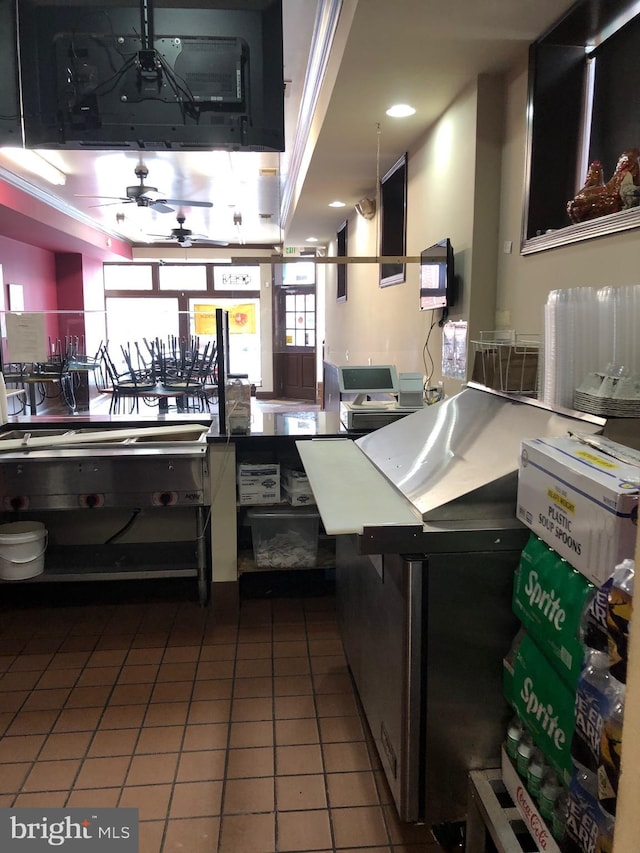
273,282,317,401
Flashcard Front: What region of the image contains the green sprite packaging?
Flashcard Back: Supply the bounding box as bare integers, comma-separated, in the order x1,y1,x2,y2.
513,534,594,688
505,630,576,786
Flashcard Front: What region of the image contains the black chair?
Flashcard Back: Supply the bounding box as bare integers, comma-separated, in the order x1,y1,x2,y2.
100,345,155,413
160,340,217,411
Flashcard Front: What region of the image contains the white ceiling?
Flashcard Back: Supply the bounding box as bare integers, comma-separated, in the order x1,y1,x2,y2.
0,0,574,254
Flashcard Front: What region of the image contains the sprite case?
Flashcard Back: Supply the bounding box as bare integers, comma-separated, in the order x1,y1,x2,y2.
513,534,594,688
505,630,576,786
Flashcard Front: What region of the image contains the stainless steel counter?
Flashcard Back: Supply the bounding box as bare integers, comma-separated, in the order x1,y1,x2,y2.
299,384,607,827
0,423,212,602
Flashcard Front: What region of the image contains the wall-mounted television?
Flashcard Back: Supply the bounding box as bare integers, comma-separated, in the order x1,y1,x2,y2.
0,0,21,145
17,0,284,151
419,237,454,311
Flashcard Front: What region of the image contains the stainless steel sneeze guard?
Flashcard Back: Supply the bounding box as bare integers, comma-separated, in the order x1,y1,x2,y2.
297,384,605,547
354,384,605,522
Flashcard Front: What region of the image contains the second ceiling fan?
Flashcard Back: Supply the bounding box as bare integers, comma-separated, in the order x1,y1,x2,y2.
149,213,229,248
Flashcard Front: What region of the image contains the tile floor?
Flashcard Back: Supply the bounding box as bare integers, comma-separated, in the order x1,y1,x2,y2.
0,580,444,853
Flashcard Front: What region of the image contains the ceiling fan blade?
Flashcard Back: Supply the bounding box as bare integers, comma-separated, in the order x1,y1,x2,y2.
75,194,130,200
88,199,134,208
148,201,175,213
161,198,214,208
196,238,230,246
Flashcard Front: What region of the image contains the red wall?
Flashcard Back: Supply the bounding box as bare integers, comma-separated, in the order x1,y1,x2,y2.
0,233,59,362
55,253,85,355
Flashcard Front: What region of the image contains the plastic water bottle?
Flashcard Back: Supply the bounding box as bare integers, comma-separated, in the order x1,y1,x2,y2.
526,748,548,800
516,730,534,778
506,715,524,761
607,558,635,685
551,789,568,842
598,677,625,819
571,648,612,774
539,769,562,821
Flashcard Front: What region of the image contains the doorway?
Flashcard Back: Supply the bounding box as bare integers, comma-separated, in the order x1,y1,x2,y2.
273,274,317,401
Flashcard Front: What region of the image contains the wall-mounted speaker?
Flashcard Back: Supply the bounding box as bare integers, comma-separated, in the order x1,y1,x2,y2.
355,197,376,220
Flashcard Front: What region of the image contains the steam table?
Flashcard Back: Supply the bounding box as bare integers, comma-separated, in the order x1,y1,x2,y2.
0,423,212,604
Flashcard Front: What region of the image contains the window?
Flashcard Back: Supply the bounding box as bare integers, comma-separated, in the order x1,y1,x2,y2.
105,297,179,354
336,220,347,302
285,291,315,348
103,264,152,290
379,153,407,286
190,298,261,382
282,262,315,285
158,264,207,291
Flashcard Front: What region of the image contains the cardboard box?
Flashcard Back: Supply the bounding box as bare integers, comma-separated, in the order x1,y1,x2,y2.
282,486,315,506
516,436,639,586
281,467,315,506
237,462,280,505
501,748,561,853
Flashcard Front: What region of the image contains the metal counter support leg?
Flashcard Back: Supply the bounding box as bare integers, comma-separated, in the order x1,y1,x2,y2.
466,773,491,852
466,769,534,853
196,506,210,606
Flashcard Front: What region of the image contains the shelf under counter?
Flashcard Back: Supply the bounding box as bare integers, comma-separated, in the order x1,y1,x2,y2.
1,540,210,603
237,540,336,575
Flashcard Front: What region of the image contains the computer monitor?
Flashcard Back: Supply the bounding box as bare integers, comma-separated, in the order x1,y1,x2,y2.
337,364,399,406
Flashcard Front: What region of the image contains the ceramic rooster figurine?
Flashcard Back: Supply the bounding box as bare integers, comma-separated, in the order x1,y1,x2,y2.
566,148,640,224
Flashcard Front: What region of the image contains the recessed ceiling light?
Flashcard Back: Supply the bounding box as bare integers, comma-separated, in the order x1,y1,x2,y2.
306,236,318,242
328,200,346,208
386,103,416,118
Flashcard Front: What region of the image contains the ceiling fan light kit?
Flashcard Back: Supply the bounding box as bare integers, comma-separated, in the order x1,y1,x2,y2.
149,213,229,248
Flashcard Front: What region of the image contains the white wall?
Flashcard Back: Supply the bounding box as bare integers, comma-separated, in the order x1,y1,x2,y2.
323,76,511,398
496,54,640,334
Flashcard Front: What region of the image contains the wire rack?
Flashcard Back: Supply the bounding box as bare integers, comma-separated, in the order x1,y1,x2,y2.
470,331,541,396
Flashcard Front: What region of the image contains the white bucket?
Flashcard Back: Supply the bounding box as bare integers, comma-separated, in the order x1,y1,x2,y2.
0,521,47,580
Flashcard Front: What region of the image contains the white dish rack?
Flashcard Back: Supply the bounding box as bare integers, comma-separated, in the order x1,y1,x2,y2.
471,331,540,397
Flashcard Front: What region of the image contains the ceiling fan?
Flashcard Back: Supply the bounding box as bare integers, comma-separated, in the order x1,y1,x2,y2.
76,164,214,214
149,213,229,248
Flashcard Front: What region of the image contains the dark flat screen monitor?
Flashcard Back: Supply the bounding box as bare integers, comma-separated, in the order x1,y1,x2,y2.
338,364,398,406
17,0,284,151
0,0,21,144
419,237,453,311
